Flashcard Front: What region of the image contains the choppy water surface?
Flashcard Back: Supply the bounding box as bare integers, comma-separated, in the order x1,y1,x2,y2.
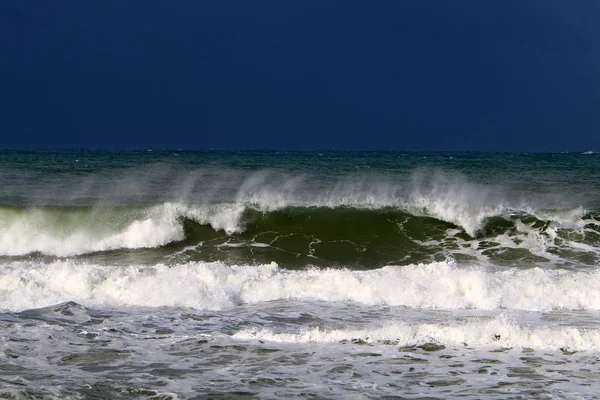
0,151,599,398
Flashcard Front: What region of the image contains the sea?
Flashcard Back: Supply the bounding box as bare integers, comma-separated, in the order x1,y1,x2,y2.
0,150,599,399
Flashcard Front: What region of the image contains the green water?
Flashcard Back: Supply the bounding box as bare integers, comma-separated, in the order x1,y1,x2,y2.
0,150,598,268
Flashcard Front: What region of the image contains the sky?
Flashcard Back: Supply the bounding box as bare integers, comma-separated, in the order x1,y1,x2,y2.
1,1,599,151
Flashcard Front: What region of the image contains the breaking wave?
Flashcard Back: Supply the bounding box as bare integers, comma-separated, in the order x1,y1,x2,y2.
0,168,597,268
0,202,597,268
2,259,600,312
234,315,600,352
0,203,244,256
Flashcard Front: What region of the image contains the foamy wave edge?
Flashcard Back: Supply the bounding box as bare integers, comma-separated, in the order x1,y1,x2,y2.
0,202,247,256
233,316,600,352
1,260,599,312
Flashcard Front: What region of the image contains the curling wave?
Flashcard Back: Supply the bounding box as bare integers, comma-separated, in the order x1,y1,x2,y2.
0,202,597,268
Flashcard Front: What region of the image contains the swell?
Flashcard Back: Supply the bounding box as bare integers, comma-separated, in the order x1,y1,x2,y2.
0,203,597,268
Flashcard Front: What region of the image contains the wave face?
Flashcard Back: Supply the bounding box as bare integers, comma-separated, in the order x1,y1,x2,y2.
1,151,597,268
0,203,597,268
0,152,597,261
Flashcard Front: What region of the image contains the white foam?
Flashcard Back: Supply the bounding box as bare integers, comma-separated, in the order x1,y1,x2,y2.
489,221,560,261
0,208,181,257
1,260,599,313
233,315,600,351
0,202,246,256
531,206,588,230
177,202,246,234
404,170,507,236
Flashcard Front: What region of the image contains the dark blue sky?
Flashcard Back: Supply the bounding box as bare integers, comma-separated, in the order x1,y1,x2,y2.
1,1,599,151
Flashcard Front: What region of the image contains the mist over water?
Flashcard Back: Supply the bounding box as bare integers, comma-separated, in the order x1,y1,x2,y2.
0,151,599,398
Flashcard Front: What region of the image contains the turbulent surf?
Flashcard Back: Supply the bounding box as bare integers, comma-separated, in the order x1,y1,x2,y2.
1,151,599,398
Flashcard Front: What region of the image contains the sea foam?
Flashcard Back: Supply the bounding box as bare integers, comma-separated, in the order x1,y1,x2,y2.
0,203,246,256
1,260,599,312
233,315,600,351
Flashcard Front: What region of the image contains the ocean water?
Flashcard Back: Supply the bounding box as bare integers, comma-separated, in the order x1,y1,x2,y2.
0,150,599,399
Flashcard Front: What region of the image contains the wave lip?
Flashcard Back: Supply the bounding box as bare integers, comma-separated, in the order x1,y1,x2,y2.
1,260,600,312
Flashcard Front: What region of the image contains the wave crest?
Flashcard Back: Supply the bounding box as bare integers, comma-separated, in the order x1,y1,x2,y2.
2,260,600,312
0,203,248,257
0,199,595,261
234,315,600,352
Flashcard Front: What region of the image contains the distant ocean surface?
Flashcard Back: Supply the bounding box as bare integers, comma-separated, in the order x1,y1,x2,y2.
1,150,599,399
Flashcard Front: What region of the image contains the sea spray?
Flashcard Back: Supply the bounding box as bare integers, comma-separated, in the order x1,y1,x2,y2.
1,151,599,398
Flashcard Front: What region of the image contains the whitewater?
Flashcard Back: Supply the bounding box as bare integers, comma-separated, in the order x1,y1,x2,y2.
0,150,599,399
